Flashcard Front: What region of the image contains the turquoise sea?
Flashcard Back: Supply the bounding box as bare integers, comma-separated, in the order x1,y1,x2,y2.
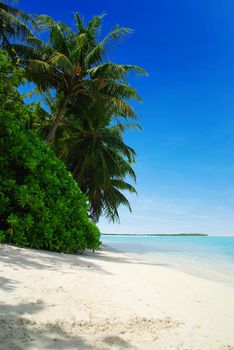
101,235,234,285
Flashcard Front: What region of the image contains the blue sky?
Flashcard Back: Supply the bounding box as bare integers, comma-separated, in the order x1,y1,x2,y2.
19,0,234,235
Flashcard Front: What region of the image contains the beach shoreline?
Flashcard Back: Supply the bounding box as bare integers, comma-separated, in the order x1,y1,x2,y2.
0,243,234,350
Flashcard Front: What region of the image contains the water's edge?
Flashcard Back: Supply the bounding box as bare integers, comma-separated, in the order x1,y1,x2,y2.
101,235,234,286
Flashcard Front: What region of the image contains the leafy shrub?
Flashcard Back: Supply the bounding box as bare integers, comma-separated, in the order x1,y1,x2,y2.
0,52,100,252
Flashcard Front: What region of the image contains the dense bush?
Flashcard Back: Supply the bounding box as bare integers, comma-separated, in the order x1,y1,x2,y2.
0,53,100,253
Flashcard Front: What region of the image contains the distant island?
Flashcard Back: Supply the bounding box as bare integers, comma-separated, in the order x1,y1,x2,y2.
102,233,208,237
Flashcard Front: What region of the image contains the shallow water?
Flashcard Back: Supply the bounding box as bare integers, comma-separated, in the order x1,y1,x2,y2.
101,235,234,285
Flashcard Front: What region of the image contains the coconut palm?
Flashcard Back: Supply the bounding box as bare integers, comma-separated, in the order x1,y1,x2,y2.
16,11,145,222
13,12,147,143
29,92,139,222
60,104,138,222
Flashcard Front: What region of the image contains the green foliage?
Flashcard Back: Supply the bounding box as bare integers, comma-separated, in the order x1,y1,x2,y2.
62,107,138,223
1,3,146,225
13,12,147,142
0,52,100,252
31,93,138,222
0,0,37,56
21,9,145,222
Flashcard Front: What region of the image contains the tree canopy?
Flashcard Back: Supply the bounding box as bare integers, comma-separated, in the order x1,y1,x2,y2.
0,2,147,251
0,51,100,252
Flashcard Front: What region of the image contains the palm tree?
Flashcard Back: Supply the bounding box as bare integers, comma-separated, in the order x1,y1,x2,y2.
60,104,138,222
13,12,147,143
18,11,146,222
0,0,36,55
29,93,139,222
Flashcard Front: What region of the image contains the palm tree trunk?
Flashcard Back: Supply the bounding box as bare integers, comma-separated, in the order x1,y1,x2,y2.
45,96,69,143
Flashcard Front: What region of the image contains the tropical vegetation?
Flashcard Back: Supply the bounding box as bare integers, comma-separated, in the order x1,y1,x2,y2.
0,51,100,252
0,0,146,251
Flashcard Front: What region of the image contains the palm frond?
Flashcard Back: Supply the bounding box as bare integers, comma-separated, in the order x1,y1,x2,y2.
87,62,147,80
0,2,29,20
111,179,137,194
0,10,33,38
11,43,41,65
114,121,142,132
22,36,47,49
50,52,73,72
75,12,85,32
28,59,51,73
87,13,105,37
35,14,57,31
98,93,138,119
84,25,132,67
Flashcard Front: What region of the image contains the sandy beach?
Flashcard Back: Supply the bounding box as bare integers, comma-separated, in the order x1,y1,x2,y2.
0,244,234,350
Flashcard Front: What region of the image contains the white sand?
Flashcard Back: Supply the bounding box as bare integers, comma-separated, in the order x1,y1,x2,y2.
0,244,234,350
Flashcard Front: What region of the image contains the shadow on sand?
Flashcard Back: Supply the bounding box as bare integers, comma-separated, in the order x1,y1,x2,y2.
0,299,135,350
0,244,153,349
0,244,172,275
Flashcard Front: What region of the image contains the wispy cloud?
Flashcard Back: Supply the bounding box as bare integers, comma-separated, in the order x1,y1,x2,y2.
98,194,234,236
